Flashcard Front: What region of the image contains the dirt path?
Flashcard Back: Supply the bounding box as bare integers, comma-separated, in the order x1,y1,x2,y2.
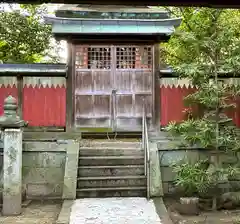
0,200,62,224
165,198,240,224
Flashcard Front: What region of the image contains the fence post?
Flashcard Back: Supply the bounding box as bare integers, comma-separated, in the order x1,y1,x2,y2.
0,96,27,216
66,42,74,132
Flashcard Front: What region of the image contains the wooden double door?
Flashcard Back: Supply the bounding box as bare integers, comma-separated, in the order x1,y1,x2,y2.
74,44,154,131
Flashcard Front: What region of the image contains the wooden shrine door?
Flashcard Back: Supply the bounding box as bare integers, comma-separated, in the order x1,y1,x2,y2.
74,45,154,131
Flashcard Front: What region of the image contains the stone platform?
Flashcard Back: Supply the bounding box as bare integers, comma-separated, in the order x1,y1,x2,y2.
69,197,162,224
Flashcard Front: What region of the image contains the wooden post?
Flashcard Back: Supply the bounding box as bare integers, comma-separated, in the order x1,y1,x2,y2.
66,41,74,132
154,43,160,131
17,75,23,119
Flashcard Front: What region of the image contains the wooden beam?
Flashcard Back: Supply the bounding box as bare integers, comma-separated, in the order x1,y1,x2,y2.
160,70,240,78
65,41,74,132
71,38,157,45
154,44,161,131
17,75,23,119
55,35,170,43
0,72,66,77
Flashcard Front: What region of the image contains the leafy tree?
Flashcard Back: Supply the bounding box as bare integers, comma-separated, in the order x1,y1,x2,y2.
0,4,60,63
165,8,240,210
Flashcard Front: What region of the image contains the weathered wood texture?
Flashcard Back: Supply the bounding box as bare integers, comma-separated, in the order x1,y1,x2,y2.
74,45,154,131
66,42,74,132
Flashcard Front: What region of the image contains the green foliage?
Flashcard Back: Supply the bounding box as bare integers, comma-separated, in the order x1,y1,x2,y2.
165,8,240,152
172,159,210,196
0,4,59,63
173,159,240,198
165,8,240,208
163,8,240,83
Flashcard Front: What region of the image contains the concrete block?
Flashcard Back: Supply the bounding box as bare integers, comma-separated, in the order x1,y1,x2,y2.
161,167,175,182
159,149,200,167
199,151,209,160
162,182,169,194
23,141,67,152
220,154,238,164
149,143,163,197
23,152,66,168
23,167,65,184
186,150,200,162
159,150,187,166
26,183,63,198
62,141,79,199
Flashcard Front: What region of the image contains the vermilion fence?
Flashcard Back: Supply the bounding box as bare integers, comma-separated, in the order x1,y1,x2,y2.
0,84,66,127
0,84,239,127
160,85,197,126
160,85,240,127
23,85,66,127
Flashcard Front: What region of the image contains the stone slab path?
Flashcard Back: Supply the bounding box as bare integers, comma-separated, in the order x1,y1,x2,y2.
69,197,162,224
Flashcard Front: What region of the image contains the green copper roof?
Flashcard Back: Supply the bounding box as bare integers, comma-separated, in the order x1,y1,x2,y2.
55,5,169,20
46,17,181,35
52,22,172,35
45,5,181,38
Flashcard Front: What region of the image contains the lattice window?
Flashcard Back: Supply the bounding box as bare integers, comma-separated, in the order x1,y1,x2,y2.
87,47,111,69
75,46,88,69
116,46,152,69
75,45,153,70
139,46,152,69
116,47,136,69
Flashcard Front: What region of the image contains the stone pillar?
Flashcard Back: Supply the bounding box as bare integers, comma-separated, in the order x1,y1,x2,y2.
149,142,163,197
62,140,79,199
0,96,27,216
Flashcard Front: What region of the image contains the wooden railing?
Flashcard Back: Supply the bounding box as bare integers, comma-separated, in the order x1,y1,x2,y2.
142,103,150,200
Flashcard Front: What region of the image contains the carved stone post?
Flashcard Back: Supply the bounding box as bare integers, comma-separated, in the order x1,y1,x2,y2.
0,96,27,216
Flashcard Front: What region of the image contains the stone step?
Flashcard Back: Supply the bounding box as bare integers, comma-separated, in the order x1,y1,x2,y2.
79,148,144,157
77,175,146,188
78,165,145,177
79,156,144,165
80,140,142,148
76,186,146,198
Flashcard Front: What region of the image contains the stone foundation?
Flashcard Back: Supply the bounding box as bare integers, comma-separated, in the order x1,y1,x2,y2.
0,140,80,200
157,141,240,195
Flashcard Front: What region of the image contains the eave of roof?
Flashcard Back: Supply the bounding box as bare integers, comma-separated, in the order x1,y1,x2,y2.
45,16,182,36
0,64,66,76
159,68,240,78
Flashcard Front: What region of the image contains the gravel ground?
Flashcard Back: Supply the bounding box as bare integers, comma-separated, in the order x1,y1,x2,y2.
70,197,162,224
0,200,62,224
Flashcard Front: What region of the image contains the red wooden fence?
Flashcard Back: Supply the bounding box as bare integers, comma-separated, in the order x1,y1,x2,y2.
0,84,239,127
0,84,66,127
160,85,197,126
160,85,240,127
23,85,66,127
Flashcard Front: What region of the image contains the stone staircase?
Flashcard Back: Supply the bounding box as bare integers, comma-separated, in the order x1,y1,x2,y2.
76,140,146,198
